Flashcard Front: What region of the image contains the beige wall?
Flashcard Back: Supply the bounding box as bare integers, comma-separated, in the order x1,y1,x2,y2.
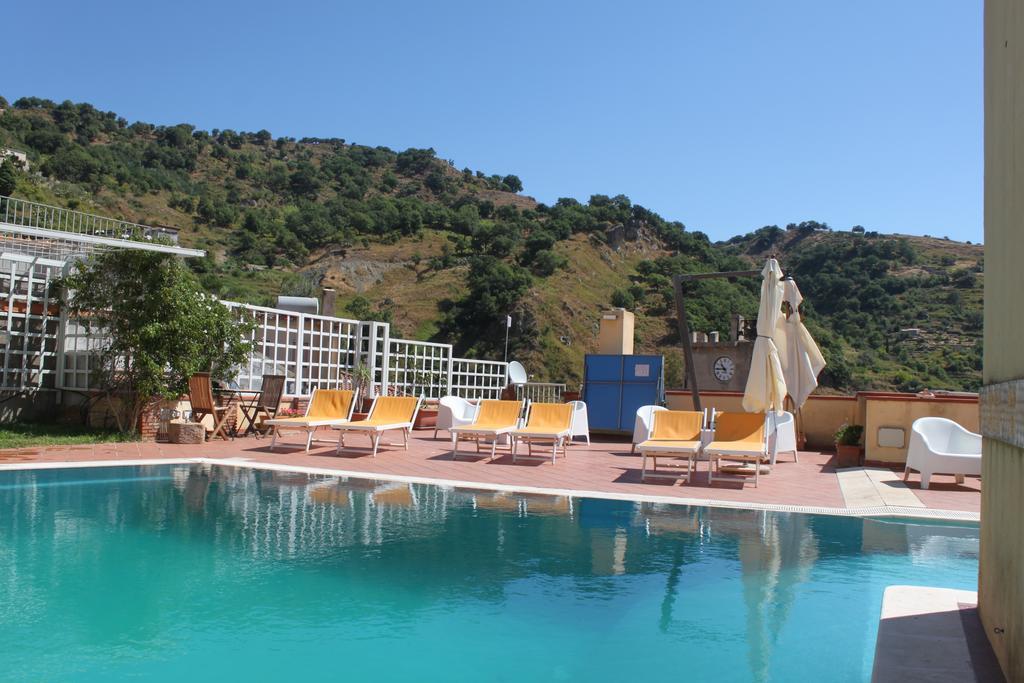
665,391,981,458
862,398,980,463
597,308,634,355
666,391,857,450
981,1,1024,677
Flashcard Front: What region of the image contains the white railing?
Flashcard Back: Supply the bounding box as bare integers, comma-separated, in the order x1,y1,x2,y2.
0,194,180,246
516,382,567,403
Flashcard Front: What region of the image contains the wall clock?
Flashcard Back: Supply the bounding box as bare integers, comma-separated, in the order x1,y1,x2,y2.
713,356,735,382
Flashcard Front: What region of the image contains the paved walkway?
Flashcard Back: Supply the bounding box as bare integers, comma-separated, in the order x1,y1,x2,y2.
0,431,982,518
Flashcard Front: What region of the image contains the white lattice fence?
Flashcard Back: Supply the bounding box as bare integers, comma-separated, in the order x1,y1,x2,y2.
46,298,516,400
0,253,63,390
386,338,452,398
451,358,509,399
299,313,361,393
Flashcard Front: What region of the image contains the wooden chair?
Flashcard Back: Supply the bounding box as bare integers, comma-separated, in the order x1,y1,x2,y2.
240,374,286,437
188,372,231,441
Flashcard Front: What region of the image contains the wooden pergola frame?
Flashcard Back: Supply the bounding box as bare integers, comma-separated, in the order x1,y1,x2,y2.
672,267,783,412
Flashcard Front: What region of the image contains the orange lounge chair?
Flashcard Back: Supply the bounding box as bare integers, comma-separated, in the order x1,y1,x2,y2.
449,399,524,460
265,388,357,451
333,395,422,457
511,402,574,465
705,412,768,488
638,410,704,483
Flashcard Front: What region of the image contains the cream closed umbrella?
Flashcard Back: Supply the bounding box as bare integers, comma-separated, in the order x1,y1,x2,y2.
742,259,787,413
774,278,826,411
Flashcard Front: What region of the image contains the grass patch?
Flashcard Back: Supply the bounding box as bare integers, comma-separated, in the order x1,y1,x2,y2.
0,422,137,450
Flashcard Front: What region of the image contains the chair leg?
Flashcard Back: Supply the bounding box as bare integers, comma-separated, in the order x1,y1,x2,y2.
630,443,636,454
490,439,498,461
585,433,590,446
403,429,409,450
920,472,931,490
451,434,459,460
270,430,278,451
793,449,799,463
551,440,557,465
336,430,345,454
211,411,231,441
305,431,313,452
371,432,381,457
903,466,911,482
433,428,438,439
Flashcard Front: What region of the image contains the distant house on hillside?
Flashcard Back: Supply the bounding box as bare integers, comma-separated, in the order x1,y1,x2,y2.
1,148,28,169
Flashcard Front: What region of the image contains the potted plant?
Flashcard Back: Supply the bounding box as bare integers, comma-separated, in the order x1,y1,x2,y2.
352,361,374,414
833,423,864,467
413,398,439,430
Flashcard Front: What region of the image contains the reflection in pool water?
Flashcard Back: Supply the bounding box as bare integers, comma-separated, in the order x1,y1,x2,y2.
0,464,978,682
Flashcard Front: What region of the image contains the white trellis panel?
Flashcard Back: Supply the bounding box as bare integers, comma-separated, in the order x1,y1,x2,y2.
0,253,64,390
450,358,509,400
227,303,304,394
299,314,361,394
386,338,452,398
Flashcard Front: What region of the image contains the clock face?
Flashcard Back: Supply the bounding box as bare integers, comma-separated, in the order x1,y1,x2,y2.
713,356,735,382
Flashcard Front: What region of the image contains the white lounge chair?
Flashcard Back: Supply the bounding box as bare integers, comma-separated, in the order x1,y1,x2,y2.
435,395,478,438
632,405,668,454
334,395,423,457
265,388,357,451
638,410,704,482
512,402,574,465
904,417,982,489
706,412,769,488
449,399,524,460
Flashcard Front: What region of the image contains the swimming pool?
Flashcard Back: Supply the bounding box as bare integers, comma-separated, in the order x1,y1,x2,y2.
0,464,978,682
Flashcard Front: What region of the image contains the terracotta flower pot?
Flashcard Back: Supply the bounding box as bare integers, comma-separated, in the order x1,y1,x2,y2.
835,443,862,467
413,409,438,430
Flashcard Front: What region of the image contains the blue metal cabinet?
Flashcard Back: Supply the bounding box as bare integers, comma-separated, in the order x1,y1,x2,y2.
582,354,664,432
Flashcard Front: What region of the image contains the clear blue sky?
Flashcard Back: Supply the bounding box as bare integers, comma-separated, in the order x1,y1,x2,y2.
4,0,982,242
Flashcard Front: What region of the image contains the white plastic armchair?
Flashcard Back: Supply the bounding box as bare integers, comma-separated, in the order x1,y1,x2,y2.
568,400,590,445
632,405,668,454
768,411,798,465
435,396,479,438
904,417,982,489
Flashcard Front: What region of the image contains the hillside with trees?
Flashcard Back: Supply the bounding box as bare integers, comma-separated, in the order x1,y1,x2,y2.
0,96,983,392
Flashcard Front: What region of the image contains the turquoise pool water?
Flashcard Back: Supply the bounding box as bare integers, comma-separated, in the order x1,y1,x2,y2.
0,465,977,682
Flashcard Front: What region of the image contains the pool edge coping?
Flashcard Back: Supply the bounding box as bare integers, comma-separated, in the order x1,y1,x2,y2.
0,457,980,523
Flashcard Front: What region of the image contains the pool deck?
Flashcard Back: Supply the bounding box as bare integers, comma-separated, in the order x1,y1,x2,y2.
0,431,981,519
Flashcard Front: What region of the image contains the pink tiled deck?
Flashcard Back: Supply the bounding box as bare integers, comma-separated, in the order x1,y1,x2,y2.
0,431,981,515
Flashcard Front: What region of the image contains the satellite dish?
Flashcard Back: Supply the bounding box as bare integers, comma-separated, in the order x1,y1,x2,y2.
507,361,528,385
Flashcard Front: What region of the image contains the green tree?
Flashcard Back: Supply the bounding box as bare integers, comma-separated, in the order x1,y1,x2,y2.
0,159,17,195
502,174,523,192
61,251,251,434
